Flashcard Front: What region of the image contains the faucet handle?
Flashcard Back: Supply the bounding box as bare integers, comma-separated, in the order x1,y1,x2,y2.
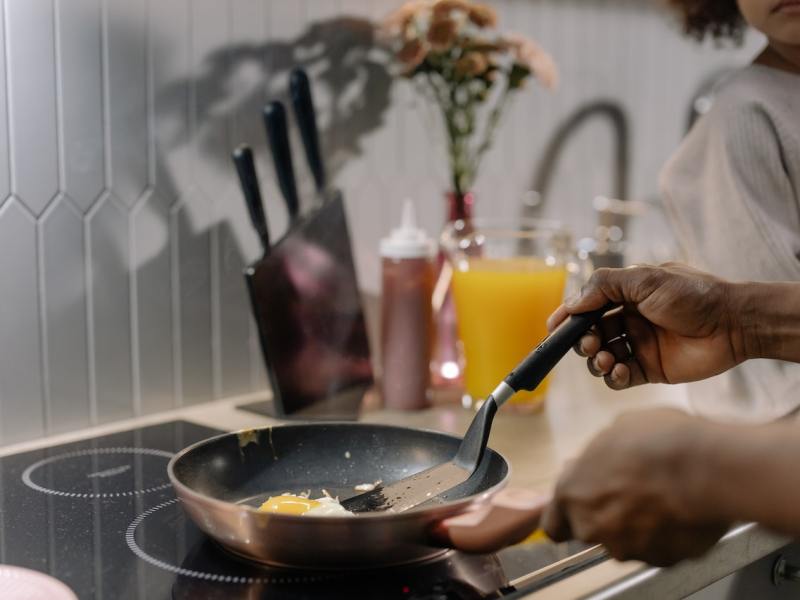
592,196,648,217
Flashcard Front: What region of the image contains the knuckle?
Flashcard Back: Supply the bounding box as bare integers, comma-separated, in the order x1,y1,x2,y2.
586,268,611,289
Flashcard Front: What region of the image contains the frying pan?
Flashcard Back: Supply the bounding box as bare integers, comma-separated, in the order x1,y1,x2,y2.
168,423,547,569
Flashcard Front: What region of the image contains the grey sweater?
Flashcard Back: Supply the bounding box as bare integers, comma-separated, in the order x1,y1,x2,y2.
660,63,800,422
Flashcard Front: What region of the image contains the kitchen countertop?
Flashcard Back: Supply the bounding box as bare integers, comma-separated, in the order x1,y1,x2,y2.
0,355,789,598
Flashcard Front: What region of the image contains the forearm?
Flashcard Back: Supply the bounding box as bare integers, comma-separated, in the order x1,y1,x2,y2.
731,281,800,363
688,419,800,536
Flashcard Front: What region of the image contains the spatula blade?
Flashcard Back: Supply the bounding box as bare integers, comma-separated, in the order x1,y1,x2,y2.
341,461,471,514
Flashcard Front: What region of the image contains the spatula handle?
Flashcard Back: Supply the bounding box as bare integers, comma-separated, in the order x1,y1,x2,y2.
504,303,615,393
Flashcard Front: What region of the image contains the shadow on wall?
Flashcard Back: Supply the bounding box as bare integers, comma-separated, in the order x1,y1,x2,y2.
157,16,393,216
140,16,394,407
36,12,397,433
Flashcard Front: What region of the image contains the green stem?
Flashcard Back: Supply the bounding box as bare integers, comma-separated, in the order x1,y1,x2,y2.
471,81,512,178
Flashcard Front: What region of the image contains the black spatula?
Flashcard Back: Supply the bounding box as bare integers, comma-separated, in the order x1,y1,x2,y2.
341,304,613,513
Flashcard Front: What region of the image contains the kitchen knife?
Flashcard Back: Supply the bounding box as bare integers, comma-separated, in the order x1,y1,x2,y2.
232,144,270,254
289,68,326,196
263,101,301,224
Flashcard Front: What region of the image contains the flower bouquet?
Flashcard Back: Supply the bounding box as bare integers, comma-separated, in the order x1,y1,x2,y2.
381,0,558,214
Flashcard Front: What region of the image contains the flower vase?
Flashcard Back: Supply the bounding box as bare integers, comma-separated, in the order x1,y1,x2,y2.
430,191,474,393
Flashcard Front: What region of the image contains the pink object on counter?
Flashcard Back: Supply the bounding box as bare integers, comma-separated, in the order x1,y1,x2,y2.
0,565,78,600
380,200,435,410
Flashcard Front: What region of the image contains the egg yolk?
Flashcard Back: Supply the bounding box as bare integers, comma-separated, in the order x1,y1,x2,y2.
259,495,321,516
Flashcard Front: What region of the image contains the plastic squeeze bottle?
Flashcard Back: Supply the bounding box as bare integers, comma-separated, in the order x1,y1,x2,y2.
380,200,436,410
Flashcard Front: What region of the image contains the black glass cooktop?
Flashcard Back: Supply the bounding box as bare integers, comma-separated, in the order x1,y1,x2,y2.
0,421,600,599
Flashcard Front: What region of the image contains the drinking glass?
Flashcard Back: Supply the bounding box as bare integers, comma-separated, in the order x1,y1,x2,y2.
444,219,586,412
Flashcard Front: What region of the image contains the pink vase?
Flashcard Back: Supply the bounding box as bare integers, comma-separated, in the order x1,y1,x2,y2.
430,191,474,392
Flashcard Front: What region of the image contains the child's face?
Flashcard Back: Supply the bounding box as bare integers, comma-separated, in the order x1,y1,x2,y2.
737,0,800,44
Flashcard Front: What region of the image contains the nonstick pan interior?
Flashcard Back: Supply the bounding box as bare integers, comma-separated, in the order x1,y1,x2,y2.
171,423,508,509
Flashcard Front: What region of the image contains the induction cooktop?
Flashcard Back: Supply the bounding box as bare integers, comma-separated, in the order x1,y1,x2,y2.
0,420,603,599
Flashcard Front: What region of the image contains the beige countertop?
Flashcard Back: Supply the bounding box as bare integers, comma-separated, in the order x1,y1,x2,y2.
0,357,786,598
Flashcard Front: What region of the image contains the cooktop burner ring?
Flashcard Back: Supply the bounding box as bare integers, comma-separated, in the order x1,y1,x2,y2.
126,499,327,585
21,447,174,499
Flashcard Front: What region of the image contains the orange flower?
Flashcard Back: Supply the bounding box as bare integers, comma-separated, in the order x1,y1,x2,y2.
382,0,429,37
396,37,429,70
427,18,459,51
462,37,502,52
503,33,559,90
432,0,470,19
467,3,498,28
455,51,489,77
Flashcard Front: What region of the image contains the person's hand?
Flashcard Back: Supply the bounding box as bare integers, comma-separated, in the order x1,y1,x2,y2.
541,409,730,566
547,263,746,390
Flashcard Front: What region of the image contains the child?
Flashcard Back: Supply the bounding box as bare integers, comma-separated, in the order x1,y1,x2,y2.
590,1,800,422
660,0,800,421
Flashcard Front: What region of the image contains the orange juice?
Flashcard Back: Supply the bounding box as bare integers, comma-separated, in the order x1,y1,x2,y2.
452,257,567,409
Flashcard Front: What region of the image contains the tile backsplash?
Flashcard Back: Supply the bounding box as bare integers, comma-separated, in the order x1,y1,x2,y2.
0,0,761,443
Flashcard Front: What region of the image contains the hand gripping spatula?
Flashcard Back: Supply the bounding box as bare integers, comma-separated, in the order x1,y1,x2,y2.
341,304,613,513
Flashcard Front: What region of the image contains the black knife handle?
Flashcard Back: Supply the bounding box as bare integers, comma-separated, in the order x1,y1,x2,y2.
231,144,270,253
505,303,616,392
289,68,326,194
263,101,300,222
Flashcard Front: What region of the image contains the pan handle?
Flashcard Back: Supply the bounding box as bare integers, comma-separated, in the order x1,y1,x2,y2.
430,489,550,554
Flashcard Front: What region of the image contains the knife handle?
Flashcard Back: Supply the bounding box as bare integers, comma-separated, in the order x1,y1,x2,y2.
505,303,616,393
263,101,300,223
289,68,326,194
231,144,270,253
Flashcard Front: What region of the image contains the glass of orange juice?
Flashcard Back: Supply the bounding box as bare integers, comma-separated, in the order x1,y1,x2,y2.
445,219,583,412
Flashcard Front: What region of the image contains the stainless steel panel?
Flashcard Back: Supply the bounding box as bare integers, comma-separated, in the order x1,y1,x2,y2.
0,200,44,442
88,196,133,423
133,192,174,414
57,0,105,211
41,198,90,433
107,0,149,206
6,0,58,215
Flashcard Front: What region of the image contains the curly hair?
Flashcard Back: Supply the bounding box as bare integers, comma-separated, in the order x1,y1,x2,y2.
666,0,745,41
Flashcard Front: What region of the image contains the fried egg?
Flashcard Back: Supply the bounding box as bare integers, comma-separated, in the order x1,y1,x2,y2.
258,494,354,517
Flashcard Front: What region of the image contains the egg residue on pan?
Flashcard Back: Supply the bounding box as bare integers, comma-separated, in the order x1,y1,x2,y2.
258,492,354,517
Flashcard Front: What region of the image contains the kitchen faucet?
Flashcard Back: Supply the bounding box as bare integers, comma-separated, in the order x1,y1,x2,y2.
525,100,631,266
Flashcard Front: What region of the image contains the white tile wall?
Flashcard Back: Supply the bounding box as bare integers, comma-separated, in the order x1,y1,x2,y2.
0,0,762,443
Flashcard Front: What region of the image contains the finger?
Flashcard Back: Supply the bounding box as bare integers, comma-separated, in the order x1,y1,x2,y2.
604,362,631,390
564,266,663,315
575,331,602,358
546,304,570,333
587,356,605,377
593,350,616,375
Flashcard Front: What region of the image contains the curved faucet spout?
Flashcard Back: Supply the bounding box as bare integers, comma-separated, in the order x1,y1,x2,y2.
528,100,630,220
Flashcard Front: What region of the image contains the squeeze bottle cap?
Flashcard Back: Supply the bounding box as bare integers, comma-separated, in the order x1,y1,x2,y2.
380,199,436,259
